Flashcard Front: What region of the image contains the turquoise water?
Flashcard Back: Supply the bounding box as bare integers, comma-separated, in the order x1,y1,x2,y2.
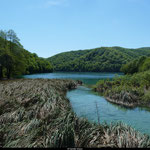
24,72,150,135
23,72,122,85
67,86,150,135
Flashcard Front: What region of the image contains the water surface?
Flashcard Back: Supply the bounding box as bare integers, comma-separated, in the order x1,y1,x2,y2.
24,72,121,85
67,86,150,135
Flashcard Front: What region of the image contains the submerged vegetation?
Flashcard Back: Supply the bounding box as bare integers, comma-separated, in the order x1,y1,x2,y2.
0,29,53,79
0,79,150,148
48,46,150,72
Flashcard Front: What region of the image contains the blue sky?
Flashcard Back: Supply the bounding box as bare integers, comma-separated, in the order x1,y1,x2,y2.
0,0,150,58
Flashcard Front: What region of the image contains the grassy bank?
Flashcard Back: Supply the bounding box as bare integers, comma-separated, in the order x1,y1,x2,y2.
94,70,150,108
0,79,150,148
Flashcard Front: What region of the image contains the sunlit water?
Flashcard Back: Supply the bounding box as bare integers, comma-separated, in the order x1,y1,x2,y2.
24,72,150,135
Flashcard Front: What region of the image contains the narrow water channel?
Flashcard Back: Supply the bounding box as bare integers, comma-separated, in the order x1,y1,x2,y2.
67,86,150,135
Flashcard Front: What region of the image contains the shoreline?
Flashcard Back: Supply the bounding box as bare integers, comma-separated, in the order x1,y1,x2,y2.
93,86,148,109
94,87,149,109
105,97,138,108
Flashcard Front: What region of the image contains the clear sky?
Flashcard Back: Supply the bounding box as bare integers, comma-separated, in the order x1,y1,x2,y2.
0,0,150,58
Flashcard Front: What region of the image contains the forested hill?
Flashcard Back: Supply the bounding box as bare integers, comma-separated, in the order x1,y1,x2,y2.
0,29,53,79
47,47,150,72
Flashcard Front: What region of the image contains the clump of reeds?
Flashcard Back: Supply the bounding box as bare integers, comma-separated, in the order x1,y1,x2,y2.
101,122,150,148
94,71,150,108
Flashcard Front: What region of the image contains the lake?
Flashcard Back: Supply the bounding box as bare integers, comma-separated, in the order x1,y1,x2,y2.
23,72,150,135
23,72,122,85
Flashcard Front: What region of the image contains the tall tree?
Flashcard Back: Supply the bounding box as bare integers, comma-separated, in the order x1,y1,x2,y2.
0,50,14,79
7,29,22,51
0,29,25,78
0,30,8,49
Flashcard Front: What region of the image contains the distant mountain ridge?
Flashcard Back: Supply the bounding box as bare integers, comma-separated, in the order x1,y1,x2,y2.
47,47,150,72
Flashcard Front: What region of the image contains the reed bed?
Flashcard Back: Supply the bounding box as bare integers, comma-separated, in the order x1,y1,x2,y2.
0,79,150,148
94,71,150,108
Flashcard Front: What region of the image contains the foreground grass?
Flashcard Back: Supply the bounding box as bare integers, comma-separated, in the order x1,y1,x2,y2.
94,70,150,108
0,79,150,148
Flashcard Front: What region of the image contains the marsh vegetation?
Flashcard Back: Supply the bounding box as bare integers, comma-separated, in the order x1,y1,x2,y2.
0,79,150,148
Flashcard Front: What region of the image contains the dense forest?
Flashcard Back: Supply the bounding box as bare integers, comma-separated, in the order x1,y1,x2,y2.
0,29,53,79
121,56,150,74
47,47,150,72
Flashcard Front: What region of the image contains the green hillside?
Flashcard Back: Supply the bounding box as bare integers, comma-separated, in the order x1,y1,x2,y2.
47,47,150,72
0,29,53,79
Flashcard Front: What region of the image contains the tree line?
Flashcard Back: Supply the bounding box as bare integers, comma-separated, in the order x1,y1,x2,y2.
48,46,150,72
0,29,53,79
